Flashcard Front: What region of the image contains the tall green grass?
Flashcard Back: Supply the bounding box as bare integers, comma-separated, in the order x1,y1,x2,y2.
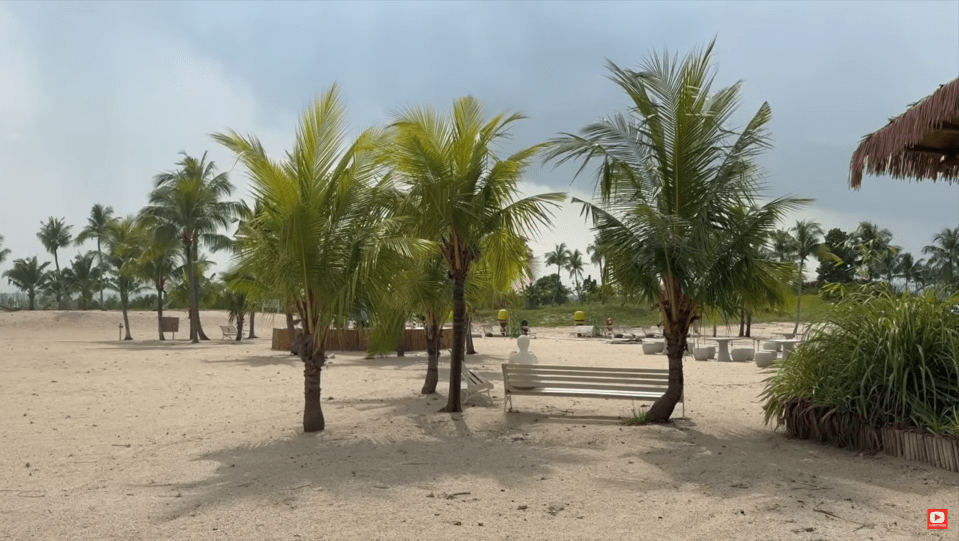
762,290,959,435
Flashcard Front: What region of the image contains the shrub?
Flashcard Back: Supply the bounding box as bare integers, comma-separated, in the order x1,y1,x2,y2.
762,290,959,435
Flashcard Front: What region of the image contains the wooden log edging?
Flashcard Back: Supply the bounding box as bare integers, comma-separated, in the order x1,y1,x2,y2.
783,398,959,473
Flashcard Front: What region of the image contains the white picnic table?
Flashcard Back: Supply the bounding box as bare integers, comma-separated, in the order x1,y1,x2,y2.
764,338,803,358
703,336,750,362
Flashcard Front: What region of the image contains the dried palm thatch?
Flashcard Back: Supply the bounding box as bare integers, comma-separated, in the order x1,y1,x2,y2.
850,77,959,188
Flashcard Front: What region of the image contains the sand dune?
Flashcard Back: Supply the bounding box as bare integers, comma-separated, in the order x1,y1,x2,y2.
1,309,955,540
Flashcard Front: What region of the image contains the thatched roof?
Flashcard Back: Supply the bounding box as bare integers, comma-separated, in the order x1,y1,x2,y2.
850,77,959,188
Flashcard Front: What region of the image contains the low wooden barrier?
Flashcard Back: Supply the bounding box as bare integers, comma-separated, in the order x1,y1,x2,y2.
271,327,453,352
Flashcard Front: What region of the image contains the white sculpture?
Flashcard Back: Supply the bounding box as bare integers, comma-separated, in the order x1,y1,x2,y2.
508,335,538,364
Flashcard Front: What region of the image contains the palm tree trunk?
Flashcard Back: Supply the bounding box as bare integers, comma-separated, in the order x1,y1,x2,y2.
121,291,133,340
745,312,752,337
793,260,803,334
53,252,62,306
156,279,165,340
422,320,441,394
286,309,298,355
248,310,257,338
185,242,199,343
738,309,745,337
440,271,467,413
191,238,210,341
97,239,104,309
297,332,326,432
28,292,35,311
647,288,690,422
466,314,476,354
235,312,244,341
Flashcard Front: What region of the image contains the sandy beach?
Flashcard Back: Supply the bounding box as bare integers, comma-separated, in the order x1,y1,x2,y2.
1,309,956,540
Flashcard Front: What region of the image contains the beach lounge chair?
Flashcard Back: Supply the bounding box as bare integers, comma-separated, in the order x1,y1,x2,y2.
480,323,495,337
220,325,237,339
462,369,494,405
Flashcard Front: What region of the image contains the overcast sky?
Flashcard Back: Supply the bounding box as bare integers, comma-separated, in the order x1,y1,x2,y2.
1,1,957,293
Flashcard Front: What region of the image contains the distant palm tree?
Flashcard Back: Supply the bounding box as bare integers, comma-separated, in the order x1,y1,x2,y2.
922,227,959,289
788,220,835,334
0,235,10,265
587,240,609,303
846,221,898,282
3,257,50,310
386,95,563,413
134,223,180,340
566,249,585,300
544,243,571,304
546,41,804,421
75,204,117,308
37,217,73,306
141,152,237,343
895,252,924,292
61,252,102,310
105,216,147,340
768,229,796,263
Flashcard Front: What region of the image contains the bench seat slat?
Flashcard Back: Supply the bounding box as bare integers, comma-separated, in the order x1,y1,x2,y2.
506,388,665,401
505,382,676,395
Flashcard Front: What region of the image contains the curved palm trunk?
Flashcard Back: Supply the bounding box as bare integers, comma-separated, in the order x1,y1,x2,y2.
286,310,298,355
53,252,62,307
647,288,692,422
296,332,326,432
421,319,441,394
121,290,133,340
247,311,257,338
235,312,244,341
97,239,104,308
440,272,467,413
185,242,200,343
190,238,210,341
465,314,476,355
793,260,804,334
156,280,165,340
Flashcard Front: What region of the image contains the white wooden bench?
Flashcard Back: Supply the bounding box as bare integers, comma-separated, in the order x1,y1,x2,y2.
501,363,683,417
220,325,237,339
462,368,494,404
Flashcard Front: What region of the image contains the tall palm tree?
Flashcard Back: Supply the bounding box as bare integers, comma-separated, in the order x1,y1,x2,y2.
566,249,585,300
104,216,147,340
922,227,959,288
141,153,237,343
546,41,804,422
846,221,898,282
587,240,609,303
61,252,102,310
215,85,405,432
37,217,73,306
75,204,117,307
0,235,10,265
386,96,563,413
768,229,796,263
3,257,50,310
788,220,836,333
544,243,570,304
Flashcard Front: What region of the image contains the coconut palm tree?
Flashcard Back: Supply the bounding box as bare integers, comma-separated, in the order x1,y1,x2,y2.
566,249,585,300
103,216,147,340
3,257,50,310
37,217,73,306
768,229,796,263
141,153,237,343
544,243,570,304
215,85,407,432
788,220,837,333
846,221,898,282
922,227,959,289
134,224,180,340
546,41,804,422
0,235,10,265
587,240,610,303
386,96,563,413
61,251,102,310
75,204,117,308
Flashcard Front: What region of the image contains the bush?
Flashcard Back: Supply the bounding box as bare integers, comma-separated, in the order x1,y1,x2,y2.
762,290,959,435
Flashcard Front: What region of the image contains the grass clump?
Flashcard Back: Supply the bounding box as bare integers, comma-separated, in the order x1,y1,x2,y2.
762,290,959,435
622,404,650,426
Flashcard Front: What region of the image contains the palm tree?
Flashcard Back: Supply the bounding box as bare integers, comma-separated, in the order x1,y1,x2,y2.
0,235,10,265
846,221,898,282
546,41,804,422
75,204,117,308
895,252,924,292
37,217,73,306
566,249,585,300
544,243,570,304
386,96,563,413
61,252,102,310
587,240,610,303
768,229,796,263
104,216,147,340
135,225,180,340
141,153,237,343
215,85,404,432
3,257,50,310
922,227,959,289
788,220,836,334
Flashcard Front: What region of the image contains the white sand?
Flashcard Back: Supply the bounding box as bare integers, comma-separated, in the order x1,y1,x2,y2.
1,310,956,540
